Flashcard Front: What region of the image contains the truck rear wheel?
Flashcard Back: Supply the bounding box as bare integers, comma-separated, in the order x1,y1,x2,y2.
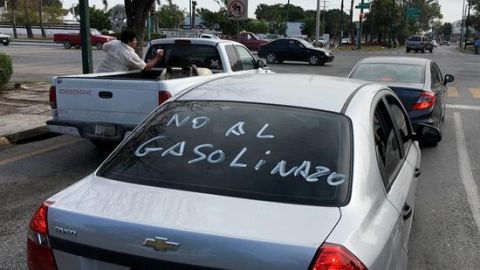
63,40,72,49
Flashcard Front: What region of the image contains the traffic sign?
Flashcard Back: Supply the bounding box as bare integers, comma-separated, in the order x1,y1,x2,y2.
355,2,371,9
406,8,420,16
227,0,248,20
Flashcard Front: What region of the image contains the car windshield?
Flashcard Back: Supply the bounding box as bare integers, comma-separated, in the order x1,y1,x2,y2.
98,101,352,206
408,36,421,41
90,29,101,36
350,63,425,83
145,43,223,70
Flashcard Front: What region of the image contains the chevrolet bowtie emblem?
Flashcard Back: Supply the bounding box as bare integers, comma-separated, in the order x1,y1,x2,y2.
143,237,180,252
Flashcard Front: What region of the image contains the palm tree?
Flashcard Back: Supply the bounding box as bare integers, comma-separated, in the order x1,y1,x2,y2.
23,0,33,38
39,0,46,37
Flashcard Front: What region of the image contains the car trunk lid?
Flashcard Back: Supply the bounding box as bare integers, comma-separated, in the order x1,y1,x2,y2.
47,175,341,270
387,82,426,113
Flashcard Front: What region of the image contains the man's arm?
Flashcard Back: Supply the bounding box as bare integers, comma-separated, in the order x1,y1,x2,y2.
144,49,165,70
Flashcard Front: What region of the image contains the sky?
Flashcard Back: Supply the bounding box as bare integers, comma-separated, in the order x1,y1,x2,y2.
63,0,464,23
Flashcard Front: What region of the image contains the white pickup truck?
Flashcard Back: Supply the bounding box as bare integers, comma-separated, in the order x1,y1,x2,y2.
47,38,270,147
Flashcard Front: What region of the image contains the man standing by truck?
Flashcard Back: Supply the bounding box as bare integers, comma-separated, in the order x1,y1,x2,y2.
97,30,164,72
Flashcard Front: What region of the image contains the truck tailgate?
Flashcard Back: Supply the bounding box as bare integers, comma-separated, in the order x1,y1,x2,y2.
56,78,161,126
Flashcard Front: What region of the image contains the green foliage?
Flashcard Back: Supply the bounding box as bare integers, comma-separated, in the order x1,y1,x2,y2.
0,53,12,88
73,5,111,30
157,1,184,28
244,20,270,34
1,0,63,25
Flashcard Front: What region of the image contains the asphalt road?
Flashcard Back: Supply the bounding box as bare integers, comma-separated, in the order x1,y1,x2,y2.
1,43,480,269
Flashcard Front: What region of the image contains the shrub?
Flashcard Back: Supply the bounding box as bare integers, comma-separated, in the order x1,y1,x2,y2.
0,52,12,88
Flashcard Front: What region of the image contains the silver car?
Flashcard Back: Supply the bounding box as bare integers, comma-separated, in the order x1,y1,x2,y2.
28,74,438,270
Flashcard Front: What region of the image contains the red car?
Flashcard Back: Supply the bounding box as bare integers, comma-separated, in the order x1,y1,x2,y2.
53,29,116,49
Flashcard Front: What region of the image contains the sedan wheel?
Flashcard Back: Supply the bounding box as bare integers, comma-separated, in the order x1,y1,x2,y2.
309,55,319,65
63,40,72,49
266,53,276,64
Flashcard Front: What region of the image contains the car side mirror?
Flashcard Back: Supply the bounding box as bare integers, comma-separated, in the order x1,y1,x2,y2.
413,123,441,143
444,74,454,85
256,59,267,69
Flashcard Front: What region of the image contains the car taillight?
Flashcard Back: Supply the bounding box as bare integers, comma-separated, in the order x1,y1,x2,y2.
411,91,436,110
159,91,172,105
49,86,57,109
27,201,57,270
310,243,367,270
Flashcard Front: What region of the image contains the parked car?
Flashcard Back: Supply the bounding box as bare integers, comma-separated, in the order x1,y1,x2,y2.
348,56,454,146
200,33,220,39
227,31,271,52
259,38,334,65
405,35,434,53
53,28,116,49
0,33,10,46
28,73,438,270
441,40,451,46
342,37,351,45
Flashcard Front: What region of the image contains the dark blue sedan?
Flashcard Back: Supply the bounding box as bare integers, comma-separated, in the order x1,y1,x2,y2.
348,57,454,146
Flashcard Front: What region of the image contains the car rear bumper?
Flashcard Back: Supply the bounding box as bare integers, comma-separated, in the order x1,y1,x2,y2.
47,119,136,142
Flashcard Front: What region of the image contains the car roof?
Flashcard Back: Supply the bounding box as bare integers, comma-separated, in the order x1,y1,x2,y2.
149,37,242,46
177,73,373,113
355,56,430,66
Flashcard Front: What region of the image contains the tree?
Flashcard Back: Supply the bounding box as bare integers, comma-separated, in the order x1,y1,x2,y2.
124,0,155,55
157,0,184,28
442,22,452,40
22,0,33,38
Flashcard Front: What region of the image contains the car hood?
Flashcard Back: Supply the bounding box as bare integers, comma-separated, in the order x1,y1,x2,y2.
311,47,332,55
47,174,341,269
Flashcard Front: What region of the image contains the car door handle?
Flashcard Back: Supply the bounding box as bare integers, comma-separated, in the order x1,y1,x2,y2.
402,203,413,220
414,168,421,177
98,91,113,99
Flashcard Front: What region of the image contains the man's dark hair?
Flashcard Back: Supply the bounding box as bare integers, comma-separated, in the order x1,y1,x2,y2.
121,30,136,44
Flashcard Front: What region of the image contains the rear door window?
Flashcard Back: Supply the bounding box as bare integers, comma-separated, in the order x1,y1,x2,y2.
99,101,352,206
235,45,257,70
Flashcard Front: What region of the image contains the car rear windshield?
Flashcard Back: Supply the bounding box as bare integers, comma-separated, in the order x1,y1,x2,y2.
98,101,352,206
408,36,421,41
350,63,425,83
145,43,222,70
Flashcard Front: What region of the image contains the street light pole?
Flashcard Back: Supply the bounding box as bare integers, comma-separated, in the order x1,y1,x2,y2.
339,0,344,47
315,0,321,46
465,0,471,49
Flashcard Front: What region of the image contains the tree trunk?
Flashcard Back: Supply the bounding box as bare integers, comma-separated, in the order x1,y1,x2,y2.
39,0,46,38
23,0,33,38
125,0,154,56
11,0,17,38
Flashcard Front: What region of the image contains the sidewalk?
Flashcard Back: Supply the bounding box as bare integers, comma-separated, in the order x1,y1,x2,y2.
0,82,51,145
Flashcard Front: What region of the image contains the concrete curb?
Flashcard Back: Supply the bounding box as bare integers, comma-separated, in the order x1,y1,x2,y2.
3,126,50,144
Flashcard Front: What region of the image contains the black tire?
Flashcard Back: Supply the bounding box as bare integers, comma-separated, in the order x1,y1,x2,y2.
2,41,9,46
63,40,72,49
266,53,276,64
429,48,433,53
415,50,418,53
421,48,425,53
96,43,103,50
406,48,410,53
308,55,319,65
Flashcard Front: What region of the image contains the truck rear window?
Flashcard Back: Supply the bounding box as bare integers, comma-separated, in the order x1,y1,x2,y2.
145,44,223,71
98,101,352,206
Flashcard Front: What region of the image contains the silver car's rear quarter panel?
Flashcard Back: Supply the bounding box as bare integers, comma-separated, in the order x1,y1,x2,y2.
48,176,341,270
325,84,409,270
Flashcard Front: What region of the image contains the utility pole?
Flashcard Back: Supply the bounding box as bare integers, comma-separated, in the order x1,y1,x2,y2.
339,0,344,47
465,0,471,49
357,0,365,49
460,0,466,47
315,0,321,46
285,0,290,36
349,0,354,45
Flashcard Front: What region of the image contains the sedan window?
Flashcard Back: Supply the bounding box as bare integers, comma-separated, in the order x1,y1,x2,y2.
99,101,352,206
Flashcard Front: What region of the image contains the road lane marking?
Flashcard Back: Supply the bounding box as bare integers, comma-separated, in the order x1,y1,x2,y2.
447,87,459,97
447,104,480,111
0,140,77,166
469,88,480,98
454,112,480,234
